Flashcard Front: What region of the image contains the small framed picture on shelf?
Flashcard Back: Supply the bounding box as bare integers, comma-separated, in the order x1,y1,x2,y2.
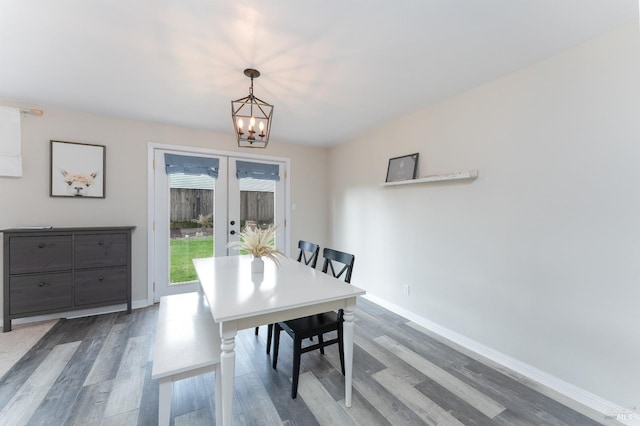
385,153,419,183
50,140,106,198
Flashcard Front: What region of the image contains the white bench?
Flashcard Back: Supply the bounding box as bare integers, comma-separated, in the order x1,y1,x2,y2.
152,292,222,426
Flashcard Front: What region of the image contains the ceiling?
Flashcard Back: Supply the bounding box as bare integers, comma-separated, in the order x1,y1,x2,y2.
0,1,636,147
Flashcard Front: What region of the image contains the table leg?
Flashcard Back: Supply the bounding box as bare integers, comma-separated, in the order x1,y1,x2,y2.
343,298,357,407
220,321,237,426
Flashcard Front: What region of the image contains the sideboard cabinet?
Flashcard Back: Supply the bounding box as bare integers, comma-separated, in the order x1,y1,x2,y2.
2,226,135,332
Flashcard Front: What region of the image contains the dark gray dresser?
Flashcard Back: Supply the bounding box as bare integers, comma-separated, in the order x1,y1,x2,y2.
2,226,135,332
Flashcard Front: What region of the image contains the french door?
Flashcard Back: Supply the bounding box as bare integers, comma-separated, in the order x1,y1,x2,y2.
228,158,285,250
150,146,287,302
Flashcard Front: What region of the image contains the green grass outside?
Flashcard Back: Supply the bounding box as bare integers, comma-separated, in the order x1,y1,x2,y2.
170,235,258,283
170,236,214,283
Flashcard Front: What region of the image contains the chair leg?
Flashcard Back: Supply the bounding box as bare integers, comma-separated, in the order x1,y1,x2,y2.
338,323,345,375
318,333,325,355
266,324,274,354
291,335,303,399
272,323,281,369
255,326,259,336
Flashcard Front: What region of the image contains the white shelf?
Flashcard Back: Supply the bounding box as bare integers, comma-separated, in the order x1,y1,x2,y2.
382,170,478,187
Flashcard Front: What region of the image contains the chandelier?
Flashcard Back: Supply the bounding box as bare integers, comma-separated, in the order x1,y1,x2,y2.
231,68,274,148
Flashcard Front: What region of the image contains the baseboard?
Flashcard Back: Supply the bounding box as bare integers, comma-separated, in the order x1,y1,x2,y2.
1,298,150,328
362,293,640,426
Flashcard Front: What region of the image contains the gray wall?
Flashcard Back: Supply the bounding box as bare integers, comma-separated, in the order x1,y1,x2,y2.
328,24,639,410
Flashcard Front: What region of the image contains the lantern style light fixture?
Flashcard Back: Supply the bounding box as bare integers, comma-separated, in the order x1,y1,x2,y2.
231,68,274,148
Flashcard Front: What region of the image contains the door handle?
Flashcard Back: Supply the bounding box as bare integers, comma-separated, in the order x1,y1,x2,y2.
230,230,236,235
230,220,236,225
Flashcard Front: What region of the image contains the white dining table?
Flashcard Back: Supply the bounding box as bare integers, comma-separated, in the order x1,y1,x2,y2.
193,255,366,426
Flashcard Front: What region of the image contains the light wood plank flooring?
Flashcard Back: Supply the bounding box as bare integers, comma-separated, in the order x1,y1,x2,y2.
0,298,617,425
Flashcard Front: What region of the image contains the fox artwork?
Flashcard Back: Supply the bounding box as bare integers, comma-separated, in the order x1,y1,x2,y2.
61,170,98,196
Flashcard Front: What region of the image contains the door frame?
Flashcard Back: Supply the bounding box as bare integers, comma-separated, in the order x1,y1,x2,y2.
147,142,291,305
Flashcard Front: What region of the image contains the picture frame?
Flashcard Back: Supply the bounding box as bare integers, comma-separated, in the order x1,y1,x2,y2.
385,153,419,183
50,140,106,198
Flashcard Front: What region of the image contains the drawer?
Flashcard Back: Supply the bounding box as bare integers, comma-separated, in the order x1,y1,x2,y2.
74,233,127,268
74,267,127,306
9,273,73,314
9,236,72,274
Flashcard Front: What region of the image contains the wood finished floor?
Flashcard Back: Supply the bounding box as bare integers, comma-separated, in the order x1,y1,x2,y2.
0,298,616,426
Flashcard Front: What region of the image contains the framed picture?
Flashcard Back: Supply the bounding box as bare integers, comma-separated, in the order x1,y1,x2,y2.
50,140,105,198
386,153,419,183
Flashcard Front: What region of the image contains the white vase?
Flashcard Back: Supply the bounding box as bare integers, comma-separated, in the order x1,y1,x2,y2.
251,257,264,274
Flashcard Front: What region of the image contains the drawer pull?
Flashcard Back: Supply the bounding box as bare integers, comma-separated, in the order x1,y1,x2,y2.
98,276,105,281
38,282,46,287
38,243,45,248
98,240,104,245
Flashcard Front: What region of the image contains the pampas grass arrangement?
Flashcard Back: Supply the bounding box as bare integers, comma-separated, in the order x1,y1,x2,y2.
227,224,286,266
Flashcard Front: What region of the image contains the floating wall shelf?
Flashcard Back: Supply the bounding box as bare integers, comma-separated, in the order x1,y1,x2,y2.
382,170,478,187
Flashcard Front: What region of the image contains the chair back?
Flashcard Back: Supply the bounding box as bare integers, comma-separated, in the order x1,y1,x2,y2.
321,248,355,283
297,240,320,268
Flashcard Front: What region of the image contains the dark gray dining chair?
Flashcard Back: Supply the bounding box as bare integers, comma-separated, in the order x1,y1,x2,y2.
271,247,355,398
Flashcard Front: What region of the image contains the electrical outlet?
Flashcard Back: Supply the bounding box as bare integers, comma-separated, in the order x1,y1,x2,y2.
403,284,410,296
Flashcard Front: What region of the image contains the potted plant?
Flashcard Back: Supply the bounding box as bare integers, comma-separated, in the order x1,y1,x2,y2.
227,224,285,273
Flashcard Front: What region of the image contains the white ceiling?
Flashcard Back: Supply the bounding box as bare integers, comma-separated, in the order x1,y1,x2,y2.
0,0,636,147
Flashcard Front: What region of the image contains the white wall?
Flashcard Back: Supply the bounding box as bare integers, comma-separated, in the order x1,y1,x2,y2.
0,107,328,306
328,24,640,410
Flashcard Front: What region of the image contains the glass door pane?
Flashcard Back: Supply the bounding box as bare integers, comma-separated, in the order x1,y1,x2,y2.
153,149,227,301
168,172,214,284
228,158,285,254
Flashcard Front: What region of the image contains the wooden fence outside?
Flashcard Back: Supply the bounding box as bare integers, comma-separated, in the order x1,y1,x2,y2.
170,189,214,223
170,189,274,225
240,191,274,225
